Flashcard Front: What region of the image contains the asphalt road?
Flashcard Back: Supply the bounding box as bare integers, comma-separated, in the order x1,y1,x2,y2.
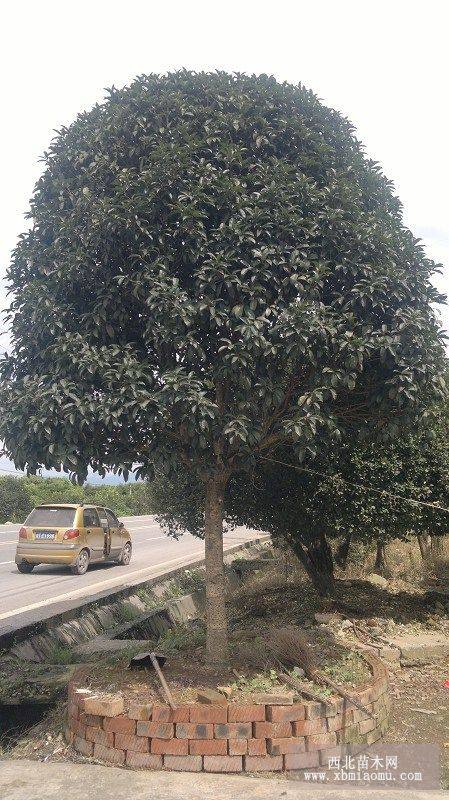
0,514,262,628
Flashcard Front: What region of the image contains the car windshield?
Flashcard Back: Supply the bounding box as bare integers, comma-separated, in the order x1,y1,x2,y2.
25,507,76,527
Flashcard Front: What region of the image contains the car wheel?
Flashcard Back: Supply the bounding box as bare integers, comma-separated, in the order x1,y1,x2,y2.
117,542,132,566
71,549,90,575
17,561,34,574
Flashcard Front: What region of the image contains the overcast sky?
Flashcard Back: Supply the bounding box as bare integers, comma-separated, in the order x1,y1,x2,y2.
0,0,448,475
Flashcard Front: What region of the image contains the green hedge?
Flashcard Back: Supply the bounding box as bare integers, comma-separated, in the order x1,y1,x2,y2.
0,475,154,523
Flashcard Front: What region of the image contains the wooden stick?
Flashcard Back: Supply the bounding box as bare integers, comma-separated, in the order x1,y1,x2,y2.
308,668,376,720
149,652,176,710
278,671,333,710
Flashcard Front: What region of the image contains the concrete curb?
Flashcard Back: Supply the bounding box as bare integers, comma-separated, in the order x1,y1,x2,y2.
0,759,443,800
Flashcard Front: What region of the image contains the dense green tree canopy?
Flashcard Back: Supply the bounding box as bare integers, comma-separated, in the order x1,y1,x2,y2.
1,71,446,661
0,71,445,480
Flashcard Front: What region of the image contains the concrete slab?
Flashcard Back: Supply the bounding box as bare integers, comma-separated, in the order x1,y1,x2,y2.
388,632,449,665
0,760,444,800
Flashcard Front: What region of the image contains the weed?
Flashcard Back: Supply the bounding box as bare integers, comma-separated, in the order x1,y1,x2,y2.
46,644,75,665
162,569,205,601
230,669,286,694
157,622,206,654
114,603,140,623
322,651,369,686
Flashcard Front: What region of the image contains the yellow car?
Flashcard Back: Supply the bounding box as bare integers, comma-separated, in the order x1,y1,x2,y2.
15,503,132,575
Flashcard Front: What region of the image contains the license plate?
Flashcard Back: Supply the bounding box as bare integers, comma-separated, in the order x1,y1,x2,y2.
34,531,56,540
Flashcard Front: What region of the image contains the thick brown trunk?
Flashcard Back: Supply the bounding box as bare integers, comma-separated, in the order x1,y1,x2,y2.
417,534,431,560
204,473,229,666
335,533,352,570
374,540,391,578
291,532,335,597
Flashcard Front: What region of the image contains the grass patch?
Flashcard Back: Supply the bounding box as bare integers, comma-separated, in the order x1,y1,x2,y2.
157,622,206,655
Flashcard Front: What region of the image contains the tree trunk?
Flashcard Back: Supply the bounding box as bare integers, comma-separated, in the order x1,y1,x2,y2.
292,532,335,597
335,533,352,570
430,535,444,556
204,473,229,666
373,540,391,578
417,534,431,560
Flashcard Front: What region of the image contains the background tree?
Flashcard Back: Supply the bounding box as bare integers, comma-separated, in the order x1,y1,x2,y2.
0,476,32,524
153,406,449,594
0,72,445,663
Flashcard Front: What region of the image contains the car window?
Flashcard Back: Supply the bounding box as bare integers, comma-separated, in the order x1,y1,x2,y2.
105,510,120,527
97,508,108,527
83,508,100,527
25,507,76,527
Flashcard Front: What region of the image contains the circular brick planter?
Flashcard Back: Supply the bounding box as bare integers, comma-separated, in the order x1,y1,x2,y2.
66,653,390,773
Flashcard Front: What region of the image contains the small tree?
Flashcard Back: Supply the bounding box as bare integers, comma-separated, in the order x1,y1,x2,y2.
0,73,445,663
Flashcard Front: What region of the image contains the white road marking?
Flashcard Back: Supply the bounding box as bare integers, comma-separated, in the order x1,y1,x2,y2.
0,541,18,546
0,561,14,565
0,549,205,621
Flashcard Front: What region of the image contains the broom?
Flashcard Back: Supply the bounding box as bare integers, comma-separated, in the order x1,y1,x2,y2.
268,627,376,721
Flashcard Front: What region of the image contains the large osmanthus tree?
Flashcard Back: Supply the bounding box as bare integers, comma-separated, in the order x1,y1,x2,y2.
0,72,445,664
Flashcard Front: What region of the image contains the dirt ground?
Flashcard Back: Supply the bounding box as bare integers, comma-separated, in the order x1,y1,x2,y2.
2,539,449,786
383,660,449,787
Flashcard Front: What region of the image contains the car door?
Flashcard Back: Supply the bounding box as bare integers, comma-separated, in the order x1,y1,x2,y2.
97,507,110,557
82,507,104,561
105,509,122,557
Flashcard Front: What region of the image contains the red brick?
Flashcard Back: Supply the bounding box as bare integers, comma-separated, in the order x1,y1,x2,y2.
268,737,306,755
84,695,124,717
70,719,86,739
175,723,213,740
79,713,103,728
152,704,190,722
326,697,344,715
285,751,320,770
319,745,348,766
103,716,136,735
228,739,248,755
164,755,203,772
327,710,354,731
190,705,227,724
247,739,267,756
214,723,252,740
292,718,327,735
203,755,243,773
73,688,93,710
306,732,337,750
136,722,173,739
244,755,283,772
127,703,152,721
359,717,377,734
227,704,265,723
253,721,292,739
151,738,188,755
304,701,326,719
189,739,227,755
85,726,114,747
73,735,93,757
115,733,149,752
365,727,382,745
93,743,125,765
126,751,162,769
267,703,306,723
356,687,374,705
68,701,79,720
